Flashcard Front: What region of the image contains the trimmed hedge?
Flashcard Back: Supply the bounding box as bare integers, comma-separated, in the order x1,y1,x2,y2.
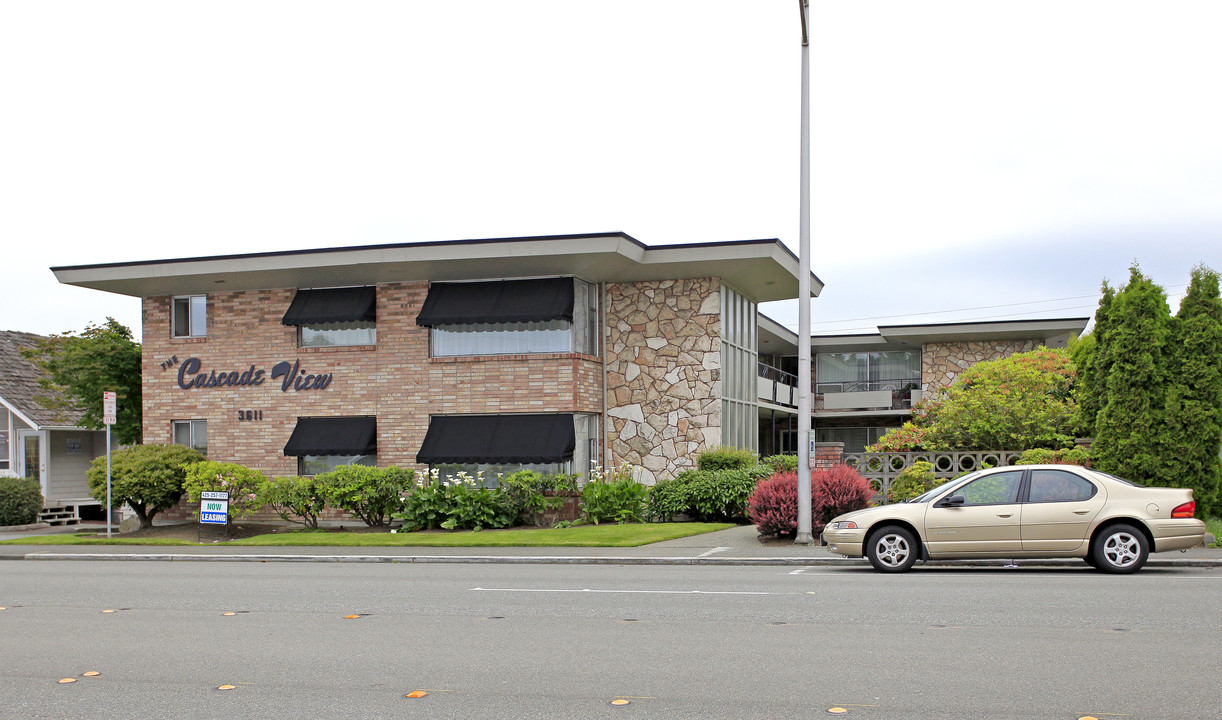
648,465,772,523
0,477,43,526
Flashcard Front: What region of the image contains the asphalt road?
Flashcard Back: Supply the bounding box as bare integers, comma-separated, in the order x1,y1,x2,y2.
1,561,1218,719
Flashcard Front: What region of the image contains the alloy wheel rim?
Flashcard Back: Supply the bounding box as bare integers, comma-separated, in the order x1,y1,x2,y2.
1103,532,1140,567
877,534,910,567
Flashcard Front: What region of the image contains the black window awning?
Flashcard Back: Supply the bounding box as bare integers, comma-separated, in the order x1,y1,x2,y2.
284,417,377,456
415,278,574,327
416,414,575,464
282,286,376,326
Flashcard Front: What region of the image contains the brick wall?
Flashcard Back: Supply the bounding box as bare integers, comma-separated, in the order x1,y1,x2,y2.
142,281,603,480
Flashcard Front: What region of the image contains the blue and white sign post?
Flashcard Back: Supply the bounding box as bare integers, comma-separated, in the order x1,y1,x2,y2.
200,491,229,525
102,391,116,538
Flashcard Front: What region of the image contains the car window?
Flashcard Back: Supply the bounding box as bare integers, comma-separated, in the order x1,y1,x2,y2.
956,471,1023,505
1027,469,1096,503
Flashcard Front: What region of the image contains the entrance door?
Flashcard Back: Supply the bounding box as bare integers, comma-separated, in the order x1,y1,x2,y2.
17,429,47,497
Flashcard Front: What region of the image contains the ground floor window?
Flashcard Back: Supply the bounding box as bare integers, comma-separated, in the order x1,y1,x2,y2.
299,454,377,476
283,416,377,476
418,412,597,486
172,420,207,456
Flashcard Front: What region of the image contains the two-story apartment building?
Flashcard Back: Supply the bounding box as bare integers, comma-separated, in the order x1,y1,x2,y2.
53,232,822,485
755,316,1089,455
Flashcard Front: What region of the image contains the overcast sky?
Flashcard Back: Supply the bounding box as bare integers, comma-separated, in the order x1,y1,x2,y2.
2,1,1219,342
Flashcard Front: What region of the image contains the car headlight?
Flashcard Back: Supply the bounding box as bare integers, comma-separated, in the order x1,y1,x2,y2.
827,521,858,530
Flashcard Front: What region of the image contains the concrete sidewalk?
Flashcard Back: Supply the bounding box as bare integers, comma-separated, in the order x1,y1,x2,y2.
1,522,1219,568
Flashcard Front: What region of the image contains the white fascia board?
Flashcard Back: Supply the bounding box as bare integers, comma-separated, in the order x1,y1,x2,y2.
0,396,39,430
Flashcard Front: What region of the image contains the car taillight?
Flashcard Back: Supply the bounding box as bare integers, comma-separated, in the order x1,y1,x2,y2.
1171,501,1195,518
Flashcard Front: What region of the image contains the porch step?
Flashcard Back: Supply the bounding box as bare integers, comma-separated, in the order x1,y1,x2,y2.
40,506,81,526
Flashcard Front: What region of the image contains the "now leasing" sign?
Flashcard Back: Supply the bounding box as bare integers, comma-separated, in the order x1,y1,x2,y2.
200,491,229,525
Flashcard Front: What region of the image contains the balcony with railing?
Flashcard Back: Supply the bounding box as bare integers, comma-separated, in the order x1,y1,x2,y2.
757,362,797,407
816,377,923,412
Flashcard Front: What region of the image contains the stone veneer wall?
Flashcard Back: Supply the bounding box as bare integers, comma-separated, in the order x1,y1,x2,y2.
921,339,1043,391
142,282,603,481
604,279,721,484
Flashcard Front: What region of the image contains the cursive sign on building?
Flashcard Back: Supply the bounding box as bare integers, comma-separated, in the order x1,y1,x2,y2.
175,357,333,392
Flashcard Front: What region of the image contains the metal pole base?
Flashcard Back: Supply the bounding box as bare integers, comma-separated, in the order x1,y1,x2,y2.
794,532,815,545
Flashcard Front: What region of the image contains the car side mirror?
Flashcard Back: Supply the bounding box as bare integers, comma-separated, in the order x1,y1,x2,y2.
937,494,965,508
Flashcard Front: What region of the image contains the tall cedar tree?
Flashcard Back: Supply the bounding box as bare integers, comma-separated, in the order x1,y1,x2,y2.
21,319,143,445
1072,281,1115,435
1090,266,1173,487
1164,266,1222,515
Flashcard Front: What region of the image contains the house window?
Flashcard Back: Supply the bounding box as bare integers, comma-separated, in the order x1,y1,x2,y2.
172,420,207,456
418,277,598,357
816,351,921,393
172,296,207,338
417,413,596,485
283,416,377,477
0,429,9,471
282,286,377,348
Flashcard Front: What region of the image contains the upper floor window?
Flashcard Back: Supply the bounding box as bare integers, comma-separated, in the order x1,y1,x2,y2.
816,350,921,393
172,295,207,338
418,277,598,358
282,286,376,348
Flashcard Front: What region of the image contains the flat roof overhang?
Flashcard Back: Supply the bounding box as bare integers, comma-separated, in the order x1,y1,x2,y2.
52,232,824,304
808,317,1090,353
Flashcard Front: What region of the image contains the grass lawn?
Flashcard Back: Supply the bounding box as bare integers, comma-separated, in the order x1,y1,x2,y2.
1207,517,1222,548
0,522,736,548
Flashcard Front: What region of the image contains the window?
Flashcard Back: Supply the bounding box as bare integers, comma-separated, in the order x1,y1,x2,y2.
720,284,758,452
1028,469,1097,503
418,413,597,485
0,430,9,471
419,277,598,358
283,416,377,476
955,471,1023,505
172,420,207,456
172,296,207,338
815,427,895,454
282,286,377,348
816,351,921,392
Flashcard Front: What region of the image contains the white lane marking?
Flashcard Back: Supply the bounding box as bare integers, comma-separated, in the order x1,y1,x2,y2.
698,546,732,557
788,567,817,575
471,587,774,595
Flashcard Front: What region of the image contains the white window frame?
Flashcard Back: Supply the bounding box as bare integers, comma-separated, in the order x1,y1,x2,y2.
172,295,207,338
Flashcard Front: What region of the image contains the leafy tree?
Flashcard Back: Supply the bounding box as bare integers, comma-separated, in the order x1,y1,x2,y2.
869,347,1083,451
1090,266,1174,485
1163,266,1222,514
184,461,269,520
86,444,204,529
22,318,142,445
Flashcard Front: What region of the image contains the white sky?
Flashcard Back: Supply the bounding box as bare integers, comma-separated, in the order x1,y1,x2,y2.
2,1,1219,342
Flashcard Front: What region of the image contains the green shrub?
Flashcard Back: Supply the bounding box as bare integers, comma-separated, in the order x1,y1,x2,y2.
394,471,451,531
1015,447,1092,467
86,444,204,529
888,461,938,503
687,465,772,522
761,454,799,473
394,470,517,531
318,465,415,527
0,477,43,526
184,461,268,520
261,475,328,529
647,472,698,522
438,471,516,530
498,470,580,522
580,465,648,524
696,446,759,472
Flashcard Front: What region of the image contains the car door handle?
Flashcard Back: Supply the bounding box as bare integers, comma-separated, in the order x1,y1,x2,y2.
997,513,1013,518
1072,510,1090,515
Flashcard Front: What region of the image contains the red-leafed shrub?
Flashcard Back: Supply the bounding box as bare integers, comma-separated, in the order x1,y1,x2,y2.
812,465,873,530
747,471,799,536
747,465,875,536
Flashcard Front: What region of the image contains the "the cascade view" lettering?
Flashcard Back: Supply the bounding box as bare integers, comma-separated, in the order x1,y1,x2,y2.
175,357,333,392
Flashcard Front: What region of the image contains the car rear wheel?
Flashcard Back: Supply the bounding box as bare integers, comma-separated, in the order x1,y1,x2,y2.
1091,524,1149,574
866,526,918,573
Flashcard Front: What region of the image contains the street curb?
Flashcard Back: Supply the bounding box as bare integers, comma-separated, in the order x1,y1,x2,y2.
19,552,1222,568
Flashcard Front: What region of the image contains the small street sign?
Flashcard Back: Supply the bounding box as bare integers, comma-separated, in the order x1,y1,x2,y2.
102,391,117,426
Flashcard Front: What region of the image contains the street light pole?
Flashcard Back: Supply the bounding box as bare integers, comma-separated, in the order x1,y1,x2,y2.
794,0,814,545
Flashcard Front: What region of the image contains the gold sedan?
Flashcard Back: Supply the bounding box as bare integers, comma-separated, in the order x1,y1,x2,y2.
820,464,1206,573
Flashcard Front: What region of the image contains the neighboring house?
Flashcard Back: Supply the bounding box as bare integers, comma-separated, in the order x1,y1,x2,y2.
755,317,1090,455
0,331,110,524
53,232,822,485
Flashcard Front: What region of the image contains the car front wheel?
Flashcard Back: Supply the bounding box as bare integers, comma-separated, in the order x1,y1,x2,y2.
1092,524,1149,574
866,526,918,573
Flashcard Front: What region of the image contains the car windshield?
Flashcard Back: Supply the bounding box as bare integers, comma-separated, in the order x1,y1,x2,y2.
905,472,980,503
